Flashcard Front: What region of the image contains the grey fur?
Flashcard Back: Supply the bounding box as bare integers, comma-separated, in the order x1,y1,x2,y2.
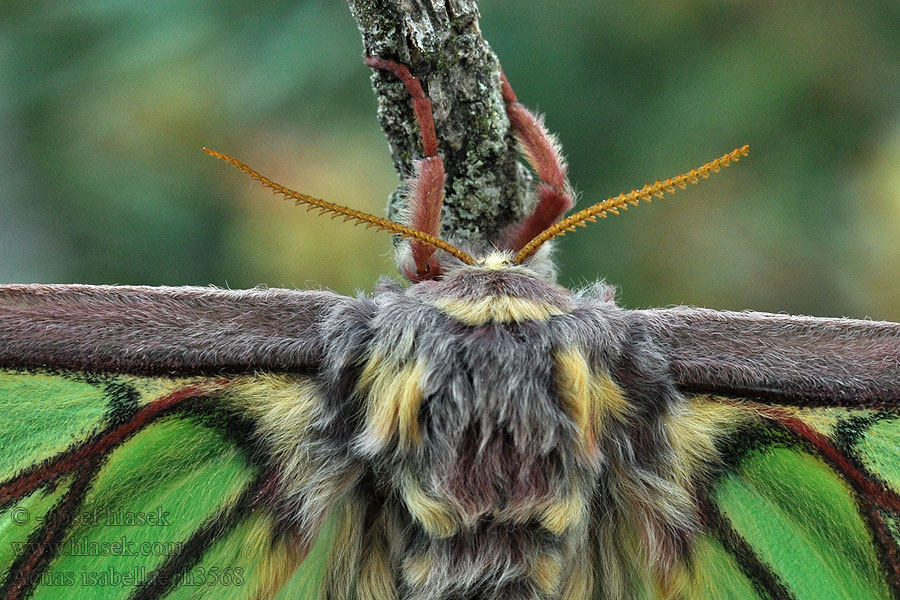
0,284,348,375
636,307,900,405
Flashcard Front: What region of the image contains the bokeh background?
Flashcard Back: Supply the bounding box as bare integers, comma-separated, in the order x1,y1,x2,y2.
2,1,899,320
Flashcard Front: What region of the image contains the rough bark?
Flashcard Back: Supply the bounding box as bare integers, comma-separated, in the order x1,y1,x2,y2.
347,0,529,244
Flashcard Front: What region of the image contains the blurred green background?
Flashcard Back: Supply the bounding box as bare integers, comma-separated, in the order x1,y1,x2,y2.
2,1,899,320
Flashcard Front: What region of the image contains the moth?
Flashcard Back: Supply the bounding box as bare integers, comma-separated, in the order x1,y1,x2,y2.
0,51,898,600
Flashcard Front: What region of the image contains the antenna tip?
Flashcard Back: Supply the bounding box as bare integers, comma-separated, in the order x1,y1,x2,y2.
202,148,228,161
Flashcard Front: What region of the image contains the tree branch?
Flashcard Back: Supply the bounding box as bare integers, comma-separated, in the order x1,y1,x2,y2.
347,0,529,244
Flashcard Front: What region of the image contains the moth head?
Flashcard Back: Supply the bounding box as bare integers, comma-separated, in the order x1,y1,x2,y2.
204,145,748,284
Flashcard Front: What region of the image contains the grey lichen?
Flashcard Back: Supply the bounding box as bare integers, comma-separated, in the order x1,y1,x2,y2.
347,0,532,244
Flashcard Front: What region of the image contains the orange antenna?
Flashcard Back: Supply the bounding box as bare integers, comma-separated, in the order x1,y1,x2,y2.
514,145,749,264
203,149,475,265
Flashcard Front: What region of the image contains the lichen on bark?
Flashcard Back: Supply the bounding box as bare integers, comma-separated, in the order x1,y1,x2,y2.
347,0,531,245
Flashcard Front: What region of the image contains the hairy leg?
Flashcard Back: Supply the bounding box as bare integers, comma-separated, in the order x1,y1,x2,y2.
500,71,575,252
365,57,446,280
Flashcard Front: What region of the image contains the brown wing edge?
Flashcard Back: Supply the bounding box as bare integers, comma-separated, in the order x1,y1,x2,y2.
632,307,900,406
0,284,353,375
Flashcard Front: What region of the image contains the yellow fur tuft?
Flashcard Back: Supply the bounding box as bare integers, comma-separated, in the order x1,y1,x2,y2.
322,500,365,600
478,252,513,270
243,512,306,599
554,347,630,457
358,353,427,451
402,551,434,587
655,559,693,600
428,295,564,326
560,543,594,600
665,396,759,487
358,512,397,600
540,490,586,535
224,374,322,498
402,476,458,538
531,552,563,595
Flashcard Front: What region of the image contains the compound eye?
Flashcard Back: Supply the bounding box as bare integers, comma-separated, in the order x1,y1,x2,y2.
417,262,431,278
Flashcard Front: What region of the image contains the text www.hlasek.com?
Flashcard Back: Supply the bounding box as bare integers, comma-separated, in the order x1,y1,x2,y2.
10,536,183,558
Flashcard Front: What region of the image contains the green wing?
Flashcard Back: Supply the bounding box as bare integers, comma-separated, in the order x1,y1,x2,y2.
685,401,900,600
0,369,330,600
633,307,900,599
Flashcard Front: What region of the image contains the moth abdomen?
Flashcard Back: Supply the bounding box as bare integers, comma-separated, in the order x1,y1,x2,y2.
397,519,577,600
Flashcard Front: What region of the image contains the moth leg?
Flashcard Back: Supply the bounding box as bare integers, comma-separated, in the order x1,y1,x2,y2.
499,70,575,251
365,57,445,281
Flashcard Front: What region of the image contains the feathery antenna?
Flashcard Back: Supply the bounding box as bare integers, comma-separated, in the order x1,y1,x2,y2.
513,145,749,264
203,149,475,265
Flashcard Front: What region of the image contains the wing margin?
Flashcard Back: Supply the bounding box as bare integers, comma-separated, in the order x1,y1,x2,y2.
633,307,900,406
0,284,351,375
